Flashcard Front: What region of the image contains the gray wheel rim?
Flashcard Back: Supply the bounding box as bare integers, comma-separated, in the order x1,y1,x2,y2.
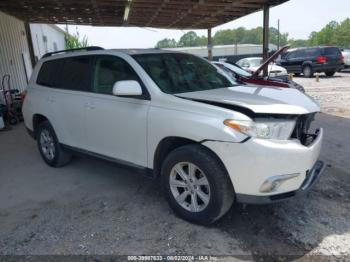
40,129,55,160
304,66,311,76
169,162,211,212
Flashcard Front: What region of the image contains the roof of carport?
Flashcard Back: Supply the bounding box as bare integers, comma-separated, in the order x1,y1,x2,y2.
0,0,288,29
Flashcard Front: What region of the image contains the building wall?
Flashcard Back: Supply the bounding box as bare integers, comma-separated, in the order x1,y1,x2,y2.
0,11,31,93
30,24,65,61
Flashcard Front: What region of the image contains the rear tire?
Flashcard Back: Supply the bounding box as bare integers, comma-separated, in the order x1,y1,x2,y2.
161,144,234,225
36,121,72,167
325,71,336,77
303,65,313,78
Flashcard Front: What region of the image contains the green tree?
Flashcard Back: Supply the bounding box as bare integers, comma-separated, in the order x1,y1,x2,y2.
288,39,310,48
309,21,338,46
269,27,288,46
155,38,177,48
154,18,350,49
213,29,235,45
336,18,350,48
65,26,89,49
178,31,202,47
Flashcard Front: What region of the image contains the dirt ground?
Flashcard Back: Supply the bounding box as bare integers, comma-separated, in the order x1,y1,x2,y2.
0,72,349,261
294,71,350,118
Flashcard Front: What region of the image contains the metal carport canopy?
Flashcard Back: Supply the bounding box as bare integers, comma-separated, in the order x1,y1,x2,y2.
0,0,288,29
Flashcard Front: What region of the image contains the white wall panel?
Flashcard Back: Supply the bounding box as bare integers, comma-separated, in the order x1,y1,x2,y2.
0,11,30,92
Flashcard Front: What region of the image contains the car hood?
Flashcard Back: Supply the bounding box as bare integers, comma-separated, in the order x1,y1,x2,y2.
252,45,290,77
250,64,287,73
176,85,320,115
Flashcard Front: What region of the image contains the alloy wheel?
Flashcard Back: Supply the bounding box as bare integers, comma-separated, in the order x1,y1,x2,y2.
40,129,56,160
169,162,211,212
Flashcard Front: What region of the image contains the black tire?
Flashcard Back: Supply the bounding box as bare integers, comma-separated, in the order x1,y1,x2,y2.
36,121,72,167
294,73,301,77
161,144,234,225
302,65,313,78
325,71,336,77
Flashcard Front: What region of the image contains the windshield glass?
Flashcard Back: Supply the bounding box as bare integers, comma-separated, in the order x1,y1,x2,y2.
249,58,262,67
133,53,234,94
223,63,252,77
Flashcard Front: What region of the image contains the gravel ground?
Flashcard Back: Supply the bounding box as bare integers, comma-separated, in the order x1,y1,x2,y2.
294,71,350,118
0,75,349,261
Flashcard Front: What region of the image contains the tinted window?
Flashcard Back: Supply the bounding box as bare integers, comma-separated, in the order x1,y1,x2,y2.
286,51,298,59
323,47,341,56
59,56,92,91
296,49,306,57
133,53,233,94
93,56,139,94
304,48,321,57
37,59,63,87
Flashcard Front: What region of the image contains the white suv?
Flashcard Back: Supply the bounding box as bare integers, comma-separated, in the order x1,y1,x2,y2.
22,47,324,224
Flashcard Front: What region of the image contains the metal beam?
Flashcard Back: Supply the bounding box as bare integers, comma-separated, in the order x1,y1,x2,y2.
24,22,36,67
262,3,269,76
208,28,213,61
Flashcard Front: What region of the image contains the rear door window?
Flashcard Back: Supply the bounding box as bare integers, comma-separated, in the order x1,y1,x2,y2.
58,56,93,92
36,59,64,87
92,56,139,94
304,48,321,57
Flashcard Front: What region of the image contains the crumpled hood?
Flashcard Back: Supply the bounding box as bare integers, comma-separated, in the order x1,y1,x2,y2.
176,85,320,115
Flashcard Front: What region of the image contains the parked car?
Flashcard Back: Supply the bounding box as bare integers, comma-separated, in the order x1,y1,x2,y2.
212,48,305,94
341,49,350,69
23,47,324,225
213,46,305,92
236,57,288,77
277,46,344,77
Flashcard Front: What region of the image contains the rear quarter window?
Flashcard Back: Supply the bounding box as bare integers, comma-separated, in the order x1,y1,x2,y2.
323,47,341,56
36,59,64,87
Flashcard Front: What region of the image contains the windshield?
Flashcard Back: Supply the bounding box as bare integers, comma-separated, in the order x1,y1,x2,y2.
133,53,234,94
248,58,262,67
223,63,252,77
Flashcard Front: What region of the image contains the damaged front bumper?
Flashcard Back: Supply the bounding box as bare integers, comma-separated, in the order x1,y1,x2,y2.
202,127,324,205
235,160,326,204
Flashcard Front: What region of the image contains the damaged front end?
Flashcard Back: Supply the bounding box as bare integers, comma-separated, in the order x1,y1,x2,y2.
291,113,320,146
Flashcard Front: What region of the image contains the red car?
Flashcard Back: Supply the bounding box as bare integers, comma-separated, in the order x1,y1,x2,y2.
212,46,305,93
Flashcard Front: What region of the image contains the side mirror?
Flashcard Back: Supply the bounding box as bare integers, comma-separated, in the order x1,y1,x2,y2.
112,80,143,97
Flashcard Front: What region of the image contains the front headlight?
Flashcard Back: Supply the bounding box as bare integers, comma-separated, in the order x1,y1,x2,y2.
224,118,296,140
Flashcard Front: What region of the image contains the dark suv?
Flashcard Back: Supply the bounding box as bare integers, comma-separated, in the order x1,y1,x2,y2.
278,46,344,77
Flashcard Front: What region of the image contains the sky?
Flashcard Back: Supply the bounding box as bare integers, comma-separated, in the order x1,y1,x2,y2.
59,0,350,49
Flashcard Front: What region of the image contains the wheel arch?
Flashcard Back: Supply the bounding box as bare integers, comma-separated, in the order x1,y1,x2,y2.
302,61,313,68
32,114,50,138
152,136,229,180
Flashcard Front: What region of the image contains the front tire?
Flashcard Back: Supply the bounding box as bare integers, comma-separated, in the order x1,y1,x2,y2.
161,144,234,225
36,121,72,167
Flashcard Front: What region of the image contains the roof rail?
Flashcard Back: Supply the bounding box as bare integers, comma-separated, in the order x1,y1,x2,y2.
42,46,104,58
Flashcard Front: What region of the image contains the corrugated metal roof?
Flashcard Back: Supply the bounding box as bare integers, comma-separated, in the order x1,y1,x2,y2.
0,0,289,29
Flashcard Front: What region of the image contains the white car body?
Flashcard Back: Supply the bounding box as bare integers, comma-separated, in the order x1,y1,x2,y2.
23,49,324,216
237,57,288,77
342,50,350,68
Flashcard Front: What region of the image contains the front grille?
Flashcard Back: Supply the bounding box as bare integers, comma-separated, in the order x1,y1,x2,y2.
291,113,316,145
